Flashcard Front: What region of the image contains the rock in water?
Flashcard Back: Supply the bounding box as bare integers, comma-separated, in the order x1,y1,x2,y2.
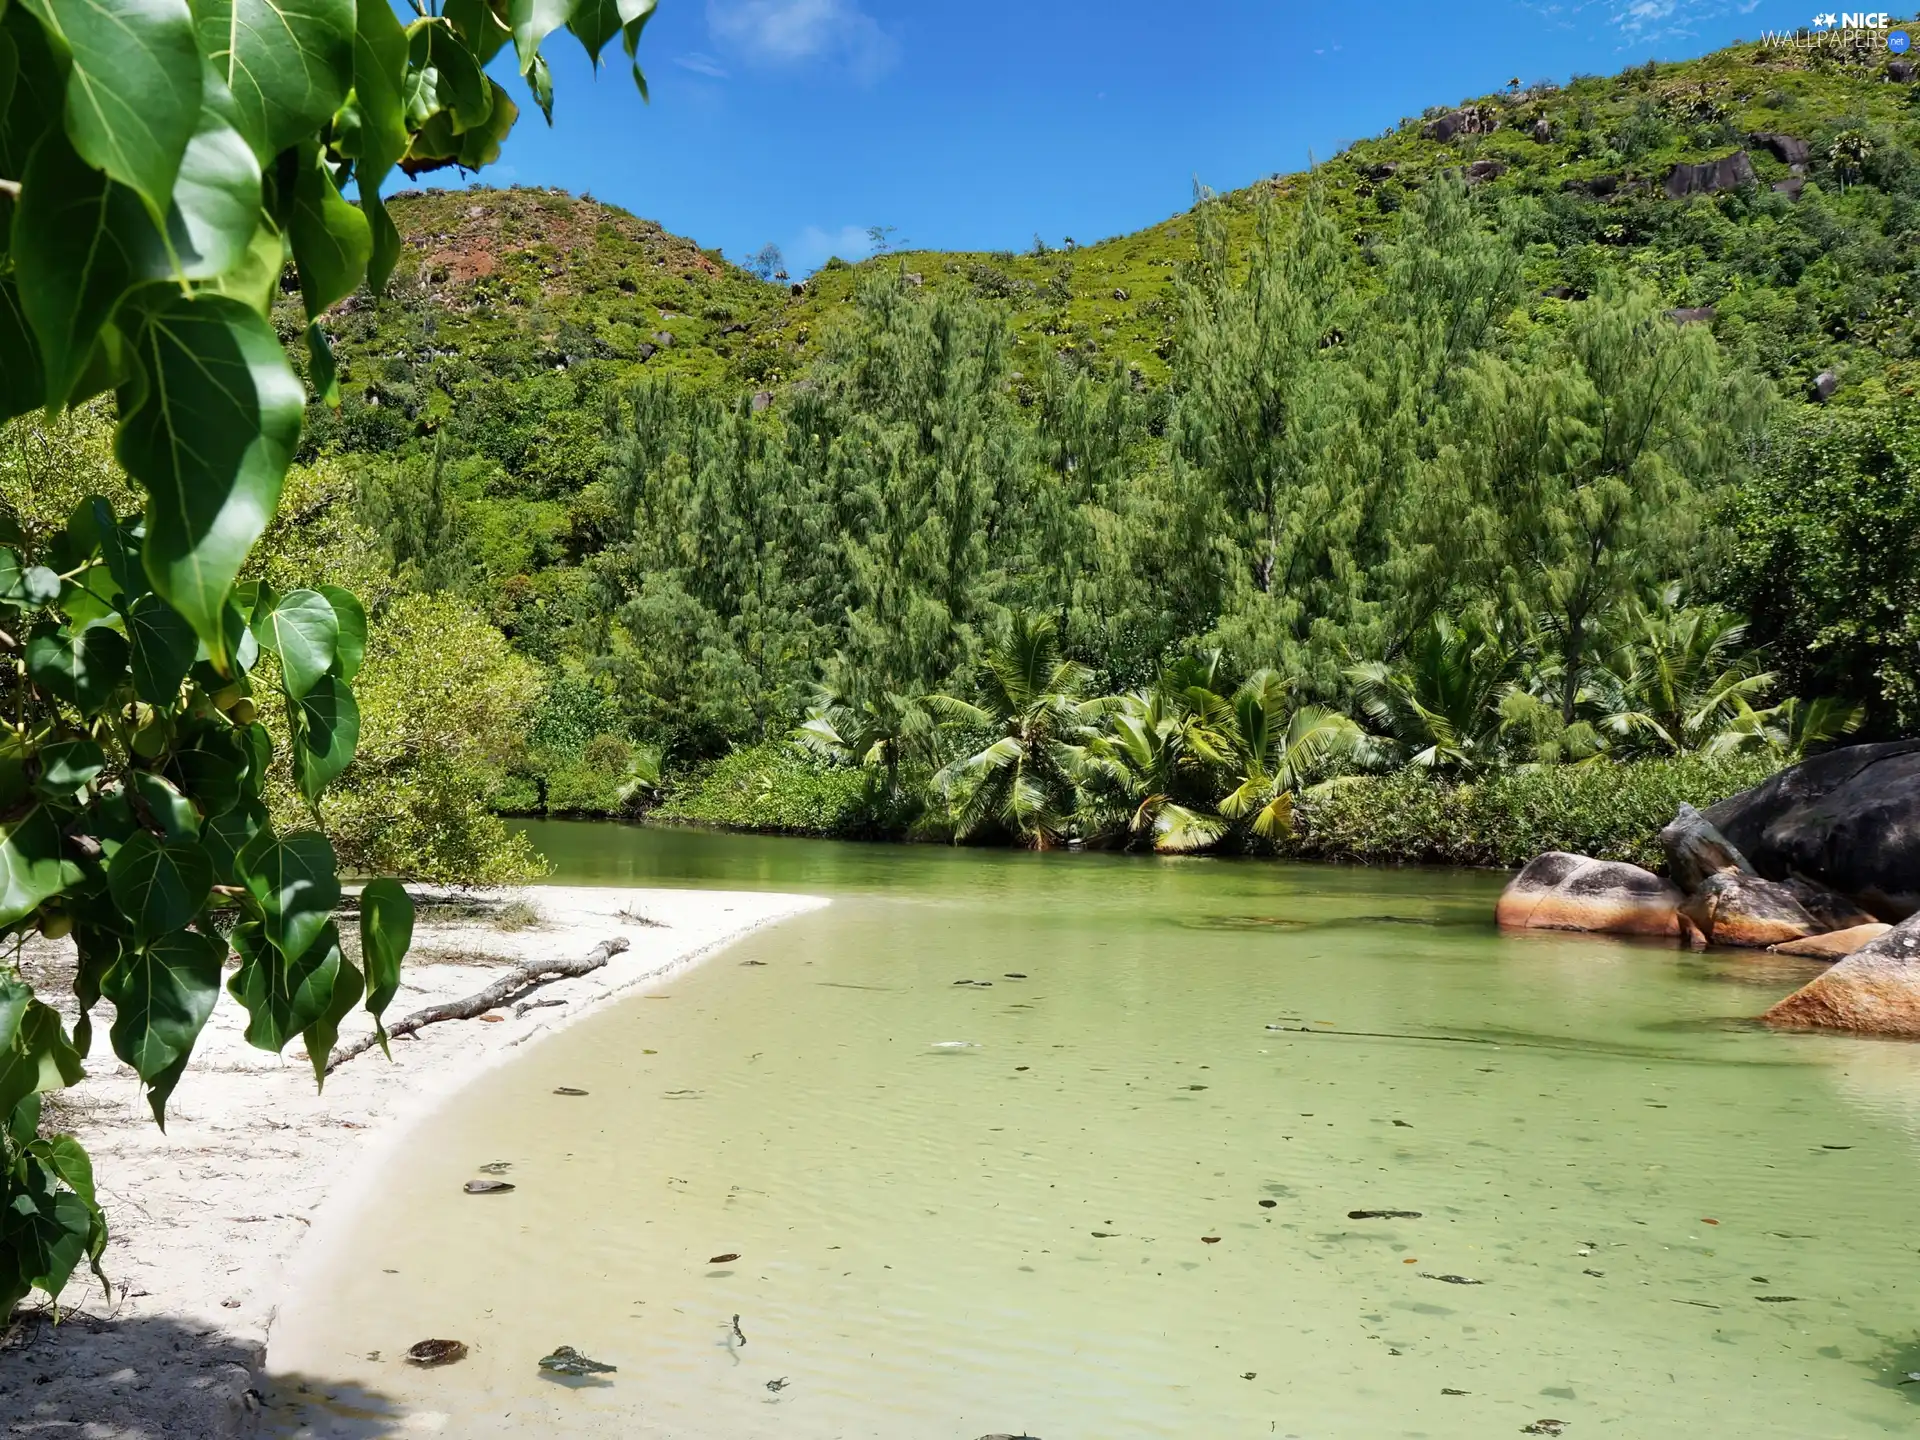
1659,804,1755,893
1705,741,1920,921
1769,923,1893,961
1679,873,1820,948
1496,853,1684,937
1780,876,1879,933
1764,912,1920,1036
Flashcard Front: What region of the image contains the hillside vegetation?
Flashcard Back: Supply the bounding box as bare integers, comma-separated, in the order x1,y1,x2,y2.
266,26,1920,856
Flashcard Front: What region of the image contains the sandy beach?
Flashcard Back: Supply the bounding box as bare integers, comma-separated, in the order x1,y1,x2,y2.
1,884,822,1439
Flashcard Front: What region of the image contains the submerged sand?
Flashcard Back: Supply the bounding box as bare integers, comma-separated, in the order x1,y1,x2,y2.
0,885,822,1438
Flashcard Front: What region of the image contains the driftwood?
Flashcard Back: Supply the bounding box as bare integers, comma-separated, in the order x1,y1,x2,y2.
327,936,630,1071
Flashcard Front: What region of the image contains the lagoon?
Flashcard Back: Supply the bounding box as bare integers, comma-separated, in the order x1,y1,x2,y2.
266,823,1920,1437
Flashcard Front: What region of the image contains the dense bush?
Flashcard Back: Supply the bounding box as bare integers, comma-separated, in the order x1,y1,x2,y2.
1283,753,1783,871
653,743,891,837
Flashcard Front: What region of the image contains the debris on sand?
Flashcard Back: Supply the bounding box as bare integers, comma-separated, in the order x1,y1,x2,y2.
463,1179,515,1194
405,1339,468,1367
1349,1209,1422,1220
539,1345,617,1376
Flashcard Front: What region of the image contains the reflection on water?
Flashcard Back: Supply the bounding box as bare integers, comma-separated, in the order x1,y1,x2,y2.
266,823,1920,1437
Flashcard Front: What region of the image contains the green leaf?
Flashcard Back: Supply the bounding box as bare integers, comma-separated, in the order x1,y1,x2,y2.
35,738,104,800
303,947,360,1086
0,277,45,423
201,796,265,885
228,917,344,1055
337,0,407,186
239,829,339,961
0,992,83,1121
20,0,201,221
168,64,264,281
12,130,167,408
260,587,337,698
106,833,212,942
317,585,364,680
204,213,288,315
0,5,63,183
129,771,200,840
167,730,246,819
0,805,80,929
568,0,652,68
68,497,144,608
196,0,355,166
405,19,491,132
290,673,359,802
289,142,369,320
444,0,509,64
102,928,223,1125
357,875,411,1056
306,320,338,406
454,80,516,170
507,0,573,77
25,622,129,716
361,184,400,295
69,924,124,1058
127,593,199,705
117,291,303,671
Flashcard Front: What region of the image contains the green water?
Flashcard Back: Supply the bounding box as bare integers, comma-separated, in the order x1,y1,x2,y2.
267,823,1920,1438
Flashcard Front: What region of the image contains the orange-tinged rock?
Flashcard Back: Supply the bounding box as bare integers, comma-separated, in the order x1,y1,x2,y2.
1496,852,1684,937
1764,915,1920,1036
1767,923,1893,961
1679,872,1820,949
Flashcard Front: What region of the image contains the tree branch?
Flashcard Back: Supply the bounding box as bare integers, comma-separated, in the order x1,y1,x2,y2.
326,935,631,1072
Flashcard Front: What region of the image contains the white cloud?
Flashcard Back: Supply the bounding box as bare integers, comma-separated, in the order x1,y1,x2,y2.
707,0,899,81
788,224,873,274
675,51,730,78
1607,0,1763,42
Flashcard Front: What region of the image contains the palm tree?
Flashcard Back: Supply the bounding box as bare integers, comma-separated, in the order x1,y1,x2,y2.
1217,669,1369,836
791,687,932,803
1705,693,1865,760
1078,656,1237,852
1346,614,1525,773
926,612,1110,846
1587,594,1776,755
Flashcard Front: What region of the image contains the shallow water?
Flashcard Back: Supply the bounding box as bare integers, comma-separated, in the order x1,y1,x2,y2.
266,823,1920,1438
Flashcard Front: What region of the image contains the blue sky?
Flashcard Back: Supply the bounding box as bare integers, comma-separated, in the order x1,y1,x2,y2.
460,1,1833,272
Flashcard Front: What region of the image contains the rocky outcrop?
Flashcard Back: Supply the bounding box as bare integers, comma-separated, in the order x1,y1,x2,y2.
1664,151,1757,199
1423,106,1499,142
1679,872,1821,948
1813,369,1839,401
1781,875,1880,933
1463,159,1507,184
1749,132,1810,168
1769,923,1892,961
1496,852,1684,937
1773,176,1806,201
1763,913,1920,1036
1890,58,1915,83
1659,803,1754,892
1704,740,1920,921
1666,305,1715,325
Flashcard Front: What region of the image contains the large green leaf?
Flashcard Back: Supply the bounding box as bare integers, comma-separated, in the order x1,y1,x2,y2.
361,183,400,295
127,593,199,704
196,0,355,165
130,771,200,840
106,832,212,942
167,730,245,819
201,795,265,884
507,0,573,77
239,829,339,962
117,291,303,670
20,0,200,221
69,924,124,1059
24,622,129,716
317,584,364,680
0,993,83,1122
336,0,407,186
0,6,63,182
259,587,337,698
404,18,490,132
291,673,359,802
168,64,263,281
228,917,344,1054
568,0,652,68
0,805,80,929
444,0,509,64
0,277,45,422
35,738,105,801
102,928,223,1124
288,142,369,320
357,875,411,1056
12,131,167,407
302,947,361,1086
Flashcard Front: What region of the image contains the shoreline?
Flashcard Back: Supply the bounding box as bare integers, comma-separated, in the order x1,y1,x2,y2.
1,884,825,1440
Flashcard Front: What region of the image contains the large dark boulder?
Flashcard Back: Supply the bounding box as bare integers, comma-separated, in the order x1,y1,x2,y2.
1679,873,1819,949
1764,910,1920,1036
1748,132,1810,168
1659,803,1753,892
1664,151,1757,199
1496,852,1684,937
1704,741,1920,921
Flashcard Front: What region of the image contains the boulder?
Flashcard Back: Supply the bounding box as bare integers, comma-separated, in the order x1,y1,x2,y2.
1704,740,1920,921
1763,913,1920,1036
1463,159,1507,184
1781,875,1880,933
1678,872,1820,949
1496,852,1685,937
1659,803,1754,893
1891,58,1915,83
1768,923,1893,961
1531,116,1553,144
1749,132,1810,167
1664,151,1757,199
1812,369,1839,401
1665,305,1715,325
1422,107,1498,142
1772,176,1806,201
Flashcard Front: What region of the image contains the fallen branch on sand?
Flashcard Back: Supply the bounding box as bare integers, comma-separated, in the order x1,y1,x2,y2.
327,936,631,1072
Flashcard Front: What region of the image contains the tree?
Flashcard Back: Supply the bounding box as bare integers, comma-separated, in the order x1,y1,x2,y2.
1216,670,1368,838
1348,613,1528,773
0,0,648,1318
747,243,785,280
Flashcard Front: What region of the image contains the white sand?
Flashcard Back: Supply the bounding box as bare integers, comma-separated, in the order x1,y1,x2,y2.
0,885,823,1438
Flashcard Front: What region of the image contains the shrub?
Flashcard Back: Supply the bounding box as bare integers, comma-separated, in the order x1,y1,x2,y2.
1283,753,1783,871
654,743,884,836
